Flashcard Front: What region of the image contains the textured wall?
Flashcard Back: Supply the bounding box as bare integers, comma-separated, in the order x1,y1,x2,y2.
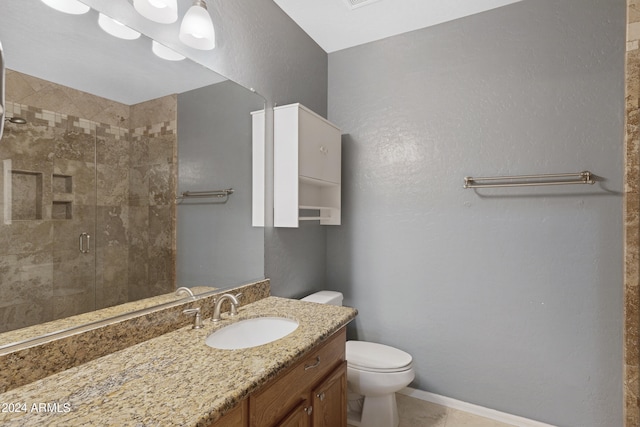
176,81,264,288
327,0,624,425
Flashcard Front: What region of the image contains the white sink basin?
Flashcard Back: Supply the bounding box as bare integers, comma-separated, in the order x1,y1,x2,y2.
205,317,299,350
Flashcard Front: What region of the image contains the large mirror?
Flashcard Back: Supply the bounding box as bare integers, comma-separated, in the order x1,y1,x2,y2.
0,0,265,346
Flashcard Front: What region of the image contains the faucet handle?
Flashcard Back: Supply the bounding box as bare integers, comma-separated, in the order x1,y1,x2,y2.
183,308,203,329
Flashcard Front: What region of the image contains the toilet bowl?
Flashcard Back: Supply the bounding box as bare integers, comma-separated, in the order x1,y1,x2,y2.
301,291,415,427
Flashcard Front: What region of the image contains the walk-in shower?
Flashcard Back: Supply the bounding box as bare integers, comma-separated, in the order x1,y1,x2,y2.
0,39,5,141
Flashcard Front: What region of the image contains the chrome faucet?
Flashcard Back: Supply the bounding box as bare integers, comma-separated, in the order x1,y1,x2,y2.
175,287,195,299
212,293,242,322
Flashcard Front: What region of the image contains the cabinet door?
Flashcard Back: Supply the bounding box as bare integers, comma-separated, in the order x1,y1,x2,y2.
205,399,248,427
311,361,347,427
298,107,341,184
250,329,345,427
277,400,311,427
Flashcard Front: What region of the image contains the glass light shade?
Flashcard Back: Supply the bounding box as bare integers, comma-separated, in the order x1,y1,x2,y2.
152,41,185,61
179,2,215,50
98,14,141,40
133,0,178,24
40,0,90,15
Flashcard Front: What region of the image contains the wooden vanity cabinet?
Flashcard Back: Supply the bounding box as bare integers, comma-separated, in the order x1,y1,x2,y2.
251,327,347,427
311,361,347,427
207,327,347,427
208,400,249,427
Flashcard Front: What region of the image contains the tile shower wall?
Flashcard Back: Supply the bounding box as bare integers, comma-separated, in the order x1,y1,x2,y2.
625,1,640,425
0,70,176,333
128,97,177,302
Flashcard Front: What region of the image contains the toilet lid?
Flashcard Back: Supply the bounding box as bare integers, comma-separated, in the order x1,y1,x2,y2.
346,341,413,372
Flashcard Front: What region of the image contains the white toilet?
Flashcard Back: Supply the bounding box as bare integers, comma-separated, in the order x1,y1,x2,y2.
301,291,415,427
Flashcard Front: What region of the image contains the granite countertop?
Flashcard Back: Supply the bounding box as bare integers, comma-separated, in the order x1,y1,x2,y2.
0,286,217,349
0,297,357,427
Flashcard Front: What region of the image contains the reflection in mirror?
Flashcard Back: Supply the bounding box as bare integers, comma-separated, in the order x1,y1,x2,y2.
0,0,265,346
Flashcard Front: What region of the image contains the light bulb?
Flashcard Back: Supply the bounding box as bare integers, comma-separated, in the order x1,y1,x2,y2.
133,0,178,24
179,0,215,50
40,0,90,15
152,41,185,61
98,14,141,40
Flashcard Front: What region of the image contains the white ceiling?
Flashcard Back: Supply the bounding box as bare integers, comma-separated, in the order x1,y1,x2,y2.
273,0,522,53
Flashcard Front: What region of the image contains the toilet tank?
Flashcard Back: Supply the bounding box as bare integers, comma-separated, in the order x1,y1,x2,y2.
301,290,343,306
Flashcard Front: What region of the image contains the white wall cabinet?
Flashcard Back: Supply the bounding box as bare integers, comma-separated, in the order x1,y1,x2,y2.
274,103,341,227
251,109,265,227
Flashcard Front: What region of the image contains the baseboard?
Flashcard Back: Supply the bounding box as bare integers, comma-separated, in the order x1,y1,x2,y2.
398,387,557,427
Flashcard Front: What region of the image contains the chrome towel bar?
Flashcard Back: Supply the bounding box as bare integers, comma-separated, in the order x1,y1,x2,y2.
463,171,596,189
176,188,234,200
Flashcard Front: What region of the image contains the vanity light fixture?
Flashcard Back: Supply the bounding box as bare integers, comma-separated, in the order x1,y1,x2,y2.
179,0,216,50
151,41,186,61
133,0,178,24
98,13,141,40
40,0,90,15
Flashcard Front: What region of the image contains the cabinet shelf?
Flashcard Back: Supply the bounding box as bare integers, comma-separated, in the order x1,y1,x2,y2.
299,205,334,210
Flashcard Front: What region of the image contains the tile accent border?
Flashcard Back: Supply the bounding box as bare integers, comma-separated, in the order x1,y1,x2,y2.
6,101,130,139
625,2,640,426
399,387,556,427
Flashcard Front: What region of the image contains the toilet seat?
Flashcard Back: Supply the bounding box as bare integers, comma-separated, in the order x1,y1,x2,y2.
347,341,413,373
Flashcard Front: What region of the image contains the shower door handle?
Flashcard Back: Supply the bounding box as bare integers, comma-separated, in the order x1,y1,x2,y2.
79,232,90,254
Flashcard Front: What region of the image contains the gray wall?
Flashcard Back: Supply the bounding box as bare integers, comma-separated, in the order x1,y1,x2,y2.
327,1,624,426
177,81,265,287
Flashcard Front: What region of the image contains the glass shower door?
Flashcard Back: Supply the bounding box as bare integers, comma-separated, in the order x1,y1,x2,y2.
51,122,98,322
0,108,97,333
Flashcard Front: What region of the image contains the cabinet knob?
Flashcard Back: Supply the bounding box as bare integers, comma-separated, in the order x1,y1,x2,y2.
304,406,313,415
316,392,325,401
319,145,329,155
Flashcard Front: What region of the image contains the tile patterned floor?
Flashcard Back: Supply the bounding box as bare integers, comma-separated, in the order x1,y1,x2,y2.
348,393,515,427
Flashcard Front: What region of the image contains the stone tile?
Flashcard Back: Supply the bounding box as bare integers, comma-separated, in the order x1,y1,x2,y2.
54,128,95,164
96,132,130,169
97,164,129,206
96,206,129,248
129,165,150,207
53,159,97,206
445,409,515,427
148,133,177,166
626,1,640,419
130,136,150,167
625,364,640,427
0,220,53,256
148,163,175,206
130,95,177,129
397,394,448,427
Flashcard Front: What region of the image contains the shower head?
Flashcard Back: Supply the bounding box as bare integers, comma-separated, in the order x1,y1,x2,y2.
5,117,27,124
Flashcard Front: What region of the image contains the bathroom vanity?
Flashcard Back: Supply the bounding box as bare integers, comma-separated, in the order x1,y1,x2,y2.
210,328,346,427
0,296,356,426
